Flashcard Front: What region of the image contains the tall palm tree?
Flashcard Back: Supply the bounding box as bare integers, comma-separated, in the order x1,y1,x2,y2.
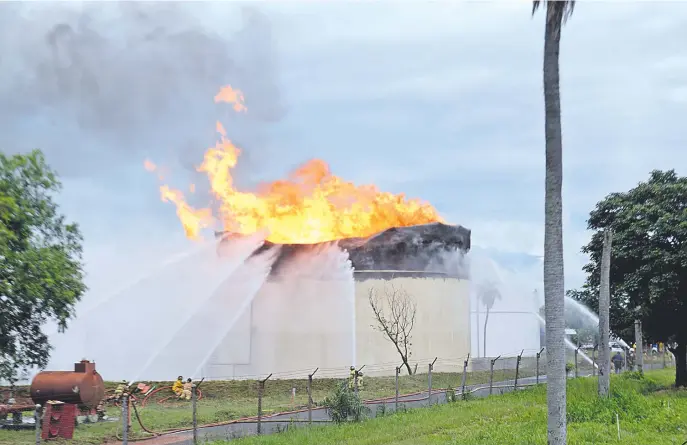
478,281,502,357
532,1,575,444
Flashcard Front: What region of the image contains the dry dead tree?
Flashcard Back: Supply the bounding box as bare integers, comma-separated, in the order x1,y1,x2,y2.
368,283,417,375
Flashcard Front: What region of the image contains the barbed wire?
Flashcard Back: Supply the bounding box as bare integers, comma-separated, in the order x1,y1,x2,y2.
195,350,674,382
197,352,553,381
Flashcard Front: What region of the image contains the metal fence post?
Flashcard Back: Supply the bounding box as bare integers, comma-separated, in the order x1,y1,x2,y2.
257,373,272,435
121,394,129,445
489,355,500,395
460,354,470,400
34,404,42,445
592,346,597,376
427,357,437,406
514,350,523,390
308,368,318,425
662,350,667,369
192,384,198,444
574,347,579,378
395,366,400,412
536,348,544,384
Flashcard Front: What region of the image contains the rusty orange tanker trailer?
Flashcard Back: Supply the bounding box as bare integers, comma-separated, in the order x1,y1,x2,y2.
30,360,105,408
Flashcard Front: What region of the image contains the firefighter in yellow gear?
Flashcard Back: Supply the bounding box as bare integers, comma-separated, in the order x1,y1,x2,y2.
114,380,127,400
357,372,364,390
348,366,356,390
180,378,193,401
172,376,184,396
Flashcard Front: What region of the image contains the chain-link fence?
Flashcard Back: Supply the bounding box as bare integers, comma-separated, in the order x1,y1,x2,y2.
9,350,675,445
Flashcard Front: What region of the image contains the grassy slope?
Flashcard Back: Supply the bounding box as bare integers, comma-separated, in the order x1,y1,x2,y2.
212,369,687,445
0,369,527,445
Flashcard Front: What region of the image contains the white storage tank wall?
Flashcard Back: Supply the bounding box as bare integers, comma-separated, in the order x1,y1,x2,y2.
205,273,471,379
205,276,355,380
354,274,470,376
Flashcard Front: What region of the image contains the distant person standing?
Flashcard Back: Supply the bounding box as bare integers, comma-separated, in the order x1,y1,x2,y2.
612,351,623,374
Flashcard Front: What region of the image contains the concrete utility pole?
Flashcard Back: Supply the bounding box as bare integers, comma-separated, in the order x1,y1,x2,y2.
634,320,644,374
598,230,612,397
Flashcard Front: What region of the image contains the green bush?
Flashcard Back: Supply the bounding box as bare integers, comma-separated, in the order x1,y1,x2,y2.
567,373,665,424
323,381,369,424
622,371,644,381
568,386,650,423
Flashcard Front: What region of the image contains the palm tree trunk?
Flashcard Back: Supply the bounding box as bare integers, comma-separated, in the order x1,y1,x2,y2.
476,300,481,358
598,230,612,396
542,3,567,444
483,307,490,358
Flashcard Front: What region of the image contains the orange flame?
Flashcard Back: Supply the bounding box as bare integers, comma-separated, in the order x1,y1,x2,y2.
148,85,444,244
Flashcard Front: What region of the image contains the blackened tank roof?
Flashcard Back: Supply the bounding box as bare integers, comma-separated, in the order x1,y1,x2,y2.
217,222,471,278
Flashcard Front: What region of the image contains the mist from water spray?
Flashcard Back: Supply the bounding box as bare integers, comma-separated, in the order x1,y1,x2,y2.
534,313,596,367
468,249,542,357
134,243,279,381
190,247,281,379
48,234,265,379
564,296,630,349
78,246,209,316
43,245,209,342
270,243,357,369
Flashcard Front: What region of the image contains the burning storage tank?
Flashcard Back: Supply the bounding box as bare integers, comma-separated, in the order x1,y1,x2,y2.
203,222,471,379
30,360,105,408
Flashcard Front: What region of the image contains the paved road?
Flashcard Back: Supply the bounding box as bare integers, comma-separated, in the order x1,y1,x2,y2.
130,363,666,445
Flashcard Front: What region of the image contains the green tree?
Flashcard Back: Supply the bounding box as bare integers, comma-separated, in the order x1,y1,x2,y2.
532,1,575,444
0,150,86,382
576,170,687,387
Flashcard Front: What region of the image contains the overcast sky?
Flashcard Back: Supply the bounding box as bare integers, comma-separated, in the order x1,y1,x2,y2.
1,1,686,296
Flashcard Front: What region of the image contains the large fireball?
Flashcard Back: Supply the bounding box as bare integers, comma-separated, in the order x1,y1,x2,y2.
146,85,444,244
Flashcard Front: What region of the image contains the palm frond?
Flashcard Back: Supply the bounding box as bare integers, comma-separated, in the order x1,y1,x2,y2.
532,0,576,23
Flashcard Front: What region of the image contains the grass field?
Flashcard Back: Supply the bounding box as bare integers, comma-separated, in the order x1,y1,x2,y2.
209,369,686,445
0,368,530,444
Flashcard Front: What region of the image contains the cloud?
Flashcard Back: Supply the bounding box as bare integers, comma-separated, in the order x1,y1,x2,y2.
0,2,285,186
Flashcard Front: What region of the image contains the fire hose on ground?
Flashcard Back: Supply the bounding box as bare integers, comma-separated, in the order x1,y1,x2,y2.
106,386,204,408
114,387,205,442
114,380,208,441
